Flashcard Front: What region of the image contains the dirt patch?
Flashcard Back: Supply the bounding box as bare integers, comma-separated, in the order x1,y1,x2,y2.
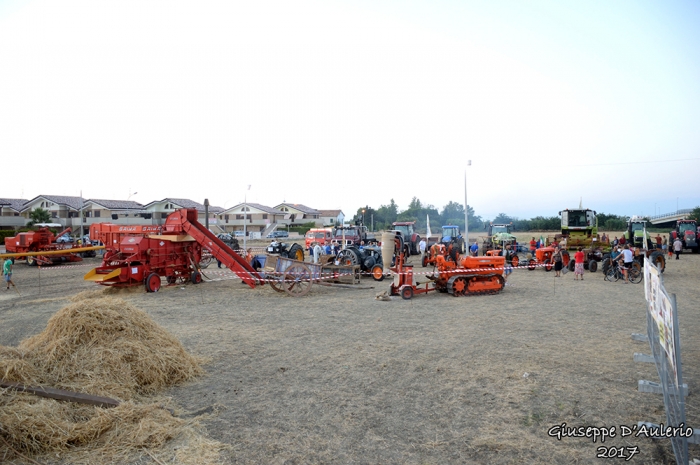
1,252,700,464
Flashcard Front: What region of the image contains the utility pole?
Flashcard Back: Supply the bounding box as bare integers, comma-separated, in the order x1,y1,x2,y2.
464,160,471,242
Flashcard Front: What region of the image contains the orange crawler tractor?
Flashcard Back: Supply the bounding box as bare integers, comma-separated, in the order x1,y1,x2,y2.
390,235,506,299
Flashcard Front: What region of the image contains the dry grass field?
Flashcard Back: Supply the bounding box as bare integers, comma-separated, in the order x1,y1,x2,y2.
1,233,700,464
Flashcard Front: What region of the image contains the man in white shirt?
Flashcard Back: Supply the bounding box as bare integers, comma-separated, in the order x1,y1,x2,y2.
418,238,427,262
673,237,683,260
616,244,635,283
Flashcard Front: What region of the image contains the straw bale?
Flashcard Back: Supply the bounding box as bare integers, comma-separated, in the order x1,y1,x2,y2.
18,295,204,399
0,294,211,463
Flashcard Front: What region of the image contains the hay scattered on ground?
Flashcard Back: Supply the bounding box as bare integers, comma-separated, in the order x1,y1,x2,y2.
0,293,218,464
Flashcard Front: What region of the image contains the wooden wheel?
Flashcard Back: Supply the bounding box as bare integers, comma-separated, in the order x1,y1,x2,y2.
268,273,285,293
283,264,313,297
199,252,213,269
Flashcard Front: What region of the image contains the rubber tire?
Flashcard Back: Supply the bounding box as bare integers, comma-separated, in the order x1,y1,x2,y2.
422,254,428,267
288,243,305,262
401,285,414,300
363,256,376,270
568,260,576,272
511,255,519,267
26,255,36,266
371,265,385,281
191,271,202,284
528,259,536,271
544,259,552,272
454,237,466,255
588,260,598,273
145,273,161,292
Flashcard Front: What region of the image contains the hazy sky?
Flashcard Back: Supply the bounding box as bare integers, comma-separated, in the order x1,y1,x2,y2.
1,0,699,220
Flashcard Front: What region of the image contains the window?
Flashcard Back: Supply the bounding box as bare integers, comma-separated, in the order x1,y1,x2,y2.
161,212,168,219
280,207,288,212
94,211,100,218
262,214,268,219
236,214,244,220
51,212,57,218
225,214,229,223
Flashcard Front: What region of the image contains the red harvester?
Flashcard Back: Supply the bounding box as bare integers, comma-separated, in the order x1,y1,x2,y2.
84,208,264,292
4,226,96,266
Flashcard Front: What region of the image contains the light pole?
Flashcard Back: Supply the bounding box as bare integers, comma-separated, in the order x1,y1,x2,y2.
362,209,366,227
127,190,138,200
243,185,251,251
464,160,471,245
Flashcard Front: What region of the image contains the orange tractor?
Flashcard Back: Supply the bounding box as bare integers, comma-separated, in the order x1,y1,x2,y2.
390,235,506,299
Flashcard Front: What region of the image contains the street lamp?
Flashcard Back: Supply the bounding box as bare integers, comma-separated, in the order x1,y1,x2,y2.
362,209,366,226
464,160,471,244
128,191,138,200
243,185,251,251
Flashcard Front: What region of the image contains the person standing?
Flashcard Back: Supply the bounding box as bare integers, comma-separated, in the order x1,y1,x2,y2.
662,237,668,255
552,246,563,277
529,237,537,257
502,244,513,281
574,247,585,281
4,257,15,290
673,237,683,260
419,238,427,262
313,242,323,264
655,234,662,249
469,240,478,257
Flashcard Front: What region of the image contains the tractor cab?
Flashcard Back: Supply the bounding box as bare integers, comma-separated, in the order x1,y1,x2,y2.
625,216,650,248
559,209,597,237
392,222,415,239
441,225,461,244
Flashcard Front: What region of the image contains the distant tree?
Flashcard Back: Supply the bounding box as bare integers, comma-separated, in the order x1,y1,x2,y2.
688,206,700,222
492,213,513,224
27,208,51,227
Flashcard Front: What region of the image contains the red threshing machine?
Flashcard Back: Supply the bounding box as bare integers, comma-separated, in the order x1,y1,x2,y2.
390,234,506,300
84,209,264,292
4,226,97,266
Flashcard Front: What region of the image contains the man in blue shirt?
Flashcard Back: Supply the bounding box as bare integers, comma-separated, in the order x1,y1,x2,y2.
469,240,478,256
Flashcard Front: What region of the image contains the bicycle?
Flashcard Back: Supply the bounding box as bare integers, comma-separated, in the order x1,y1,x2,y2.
605,259,642,283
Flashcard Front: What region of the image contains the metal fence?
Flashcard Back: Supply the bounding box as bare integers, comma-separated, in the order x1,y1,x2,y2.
640,258,689,464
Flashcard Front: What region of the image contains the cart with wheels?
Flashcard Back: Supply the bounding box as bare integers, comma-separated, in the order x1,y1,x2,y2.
258,255,322,297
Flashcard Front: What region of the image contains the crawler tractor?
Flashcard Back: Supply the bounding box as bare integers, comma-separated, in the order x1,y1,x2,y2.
390,234,505,299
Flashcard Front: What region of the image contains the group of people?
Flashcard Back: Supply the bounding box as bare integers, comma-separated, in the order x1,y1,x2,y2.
308,241,344,264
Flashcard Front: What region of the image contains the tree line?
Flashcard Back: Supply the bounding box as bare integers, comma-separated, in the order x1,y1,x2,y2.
351,198,635,232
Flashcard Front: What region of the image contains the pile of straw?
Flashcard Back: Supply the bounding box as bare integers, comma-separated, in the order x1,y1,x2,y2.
0,291,209,463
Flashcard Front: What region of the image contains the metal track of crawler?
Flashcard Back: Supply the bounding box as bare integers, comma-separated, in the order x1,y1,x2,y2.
446,273,505,296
